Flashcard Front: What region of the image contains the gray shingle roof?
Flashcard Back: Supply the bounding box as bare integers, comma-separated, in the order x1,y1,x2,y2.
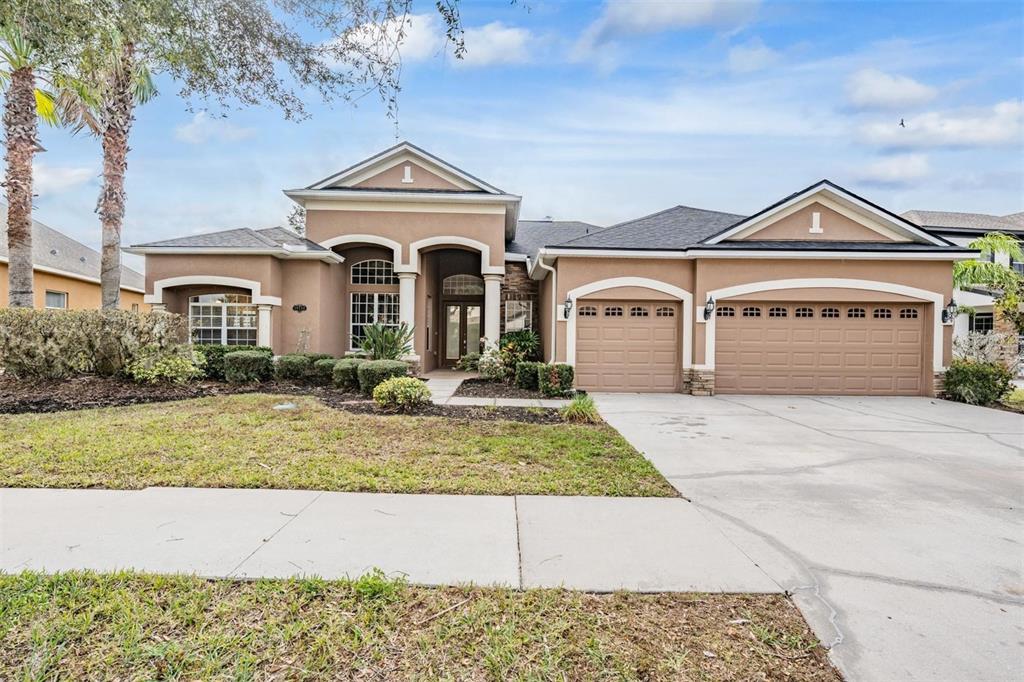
509,220,602,256
698,240,973,252
553,205,746,250
902,210,1023,233
132,227,327,251
0,207,145,290
1002,212,1024,228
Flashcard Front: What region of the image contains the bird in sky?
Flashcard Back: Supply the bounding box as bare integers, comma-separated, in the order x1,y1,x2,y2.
899,118,906,128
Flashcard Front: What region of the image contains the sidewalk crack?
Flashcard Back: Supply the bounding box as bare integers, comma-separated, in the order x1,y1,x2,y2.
227,492,323,578
513,496,524,590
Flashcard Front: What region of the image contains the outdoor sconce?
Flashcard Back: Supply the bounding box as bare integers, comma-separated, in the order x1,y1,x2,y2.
703,295,716,320
941,300,957,324
563,297,573,318
292,304,307,313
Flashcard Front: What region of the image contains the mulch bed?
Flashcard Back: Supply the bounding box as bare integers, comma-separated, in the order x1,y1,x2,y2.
0,376,562,425
453,377,545,400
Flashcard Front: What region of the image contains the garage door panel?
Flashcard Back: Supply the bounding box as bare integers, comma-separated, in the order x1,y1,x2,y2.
716,301,926,396
576,300,680,392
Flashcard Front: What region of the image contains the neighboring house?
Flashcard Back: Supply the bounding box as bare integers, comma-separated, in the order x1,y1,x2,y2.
126,142,975,397
902,210,1024,341
1,210,146,311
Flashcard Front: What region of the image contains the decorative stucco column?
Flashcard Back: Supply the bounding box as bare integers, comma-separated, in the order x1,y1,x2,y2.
483,273,503,343
257,304,273,348
398,272,420,363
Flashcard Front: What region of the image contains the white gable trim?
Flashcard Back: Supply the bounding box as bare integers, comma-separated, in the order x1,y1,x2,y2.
309,143,502,193
727,195,912,242
564,277,694,370
145,275,282,306
706,182,947,246
407,236,505,275
341,152,476,191
698,278,946,374
319,234,403,266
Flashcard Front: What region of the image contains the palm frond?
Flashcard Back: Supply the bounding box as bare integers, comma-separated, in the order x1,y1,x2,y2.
34,89,59,126
132,62,157,104
968,232,1024,262
0,25,34,71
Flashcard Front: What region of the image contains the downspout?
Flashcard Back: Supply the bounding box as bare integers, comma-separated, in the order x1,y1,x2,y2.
535,254,558,362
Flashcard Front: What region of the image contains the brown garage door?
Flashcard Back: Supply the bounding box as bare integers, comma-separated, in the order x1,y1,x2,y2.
715,301,926,395
575,300,680,392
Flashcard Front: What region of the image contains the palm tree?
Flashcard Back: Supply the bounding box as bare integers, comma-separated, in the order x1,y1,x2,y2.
0,25,59,307
63,30,155,309
954,231,1024,335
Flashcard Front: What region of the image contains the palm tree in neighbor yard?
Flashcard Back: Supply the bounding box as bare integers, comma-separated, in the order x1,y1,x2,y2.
954,232,1024,335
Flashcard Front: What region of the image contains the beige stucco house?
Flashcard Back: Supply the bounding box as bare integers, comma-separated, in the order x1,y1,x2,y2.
125,142,976,396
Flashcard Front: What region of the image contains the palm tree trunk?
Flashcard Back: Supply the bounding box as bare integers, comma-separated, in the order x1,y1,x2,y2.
97,42,136,310
3,66,38,308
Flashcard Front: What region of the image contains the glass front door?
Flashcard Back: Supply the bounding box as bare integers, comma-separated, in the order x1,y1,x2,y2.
444,303,482,366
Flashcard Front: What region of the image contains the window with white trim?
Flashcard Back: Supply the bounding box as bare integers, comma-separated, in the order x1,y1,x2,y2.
716,306,735,317
350,292,400,349
442,274,484,296
351,259,397,285
504,300,533,331
44,291,68,309
189,293,257,345
578,305,597,317
969,312,994,332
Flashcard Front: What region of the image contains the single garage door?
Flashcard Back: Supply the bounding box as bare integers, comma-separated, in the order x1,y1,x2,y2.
715,301,926,395
576,300,680,392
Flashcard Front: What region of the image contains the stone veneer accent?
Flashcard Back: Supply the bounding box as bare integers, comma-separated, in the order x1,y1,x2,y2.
932,371,946,398
499,262,540,335
682,368,715,396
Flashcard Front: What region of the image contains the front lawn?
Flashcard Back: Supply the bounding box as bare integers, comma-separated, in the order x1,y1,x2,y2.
0,394,674,496
0,571,840,681
1001,388,1024,413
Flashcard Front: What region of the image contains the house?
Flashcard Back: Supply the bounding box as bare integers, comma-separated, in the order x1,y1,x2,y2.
1,210,146,310
125,142,976,396
901,209,1024,341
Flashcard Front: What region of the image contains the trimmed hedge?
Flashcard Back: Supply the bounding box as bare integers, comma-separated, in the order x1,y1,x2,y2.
299,352,333,364
943,359,1013,405
193,344,272,381
312,358,339,384
372,376,432,411
538,363,574,397
357,359,409,395
224,350,273,383
514,361,544,391
275,354,312,381
333,357,366,391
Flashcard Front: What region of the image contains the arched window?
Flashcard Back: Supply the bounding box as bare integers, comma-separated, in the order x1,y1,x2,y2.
742,306,762,318
604,306,623,317
351,259,397,285
848,307,866,318
716,306,735,318
768,306,788,318
442,274,484,296
655,306,675,317
899,308,919,319
578,305,597,317
795,307,814,318
821,307,840,318
629,306,649,317
189,293,257,345
873,308,892,319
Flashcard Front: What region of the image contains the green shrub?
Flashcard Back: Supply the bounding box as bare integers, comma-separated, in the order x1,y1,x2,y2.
943,359,1013,405
0,309,187,379
360,322,415,360
224,350,274,383
358,359,409,395
125,346,205,384
456,352,480,372
333,357,366,391
538,363,574,397
312,358,339,384
275,354,312,381
193,344,273,381
372,376,432,411
299,352,333,363
514,361,544,391
561,394,600,423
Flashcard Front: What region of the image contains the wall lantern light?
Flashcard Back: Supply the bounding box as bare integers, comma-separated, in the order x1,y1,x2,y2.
703,296,716,321
941,300,957,324
563,297,574,318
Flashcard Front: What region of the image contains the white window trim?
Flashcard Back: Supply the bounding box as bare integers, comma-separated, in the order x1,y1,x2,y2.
44,290,68,309
504,300,533,332
350,258,398,285
188,294,259,346
349,291,400,351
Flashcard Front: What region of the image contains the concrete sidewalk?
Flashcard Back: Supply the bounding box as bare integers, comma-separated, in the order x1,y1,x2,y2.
0,487,778,593
422,370,569,408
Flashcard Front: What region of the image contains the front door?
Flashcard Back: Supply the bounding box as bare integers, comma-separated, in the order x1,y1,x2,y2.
443,303,482,366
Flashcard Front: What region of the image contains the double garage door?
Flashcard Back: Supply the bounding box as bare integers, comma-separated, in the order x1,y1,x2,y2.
574,298,928,395
715,301,926,395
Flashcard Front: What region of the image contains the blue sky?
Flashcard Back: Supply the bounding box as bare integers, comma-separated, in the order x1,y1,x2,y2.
29,0,1024,272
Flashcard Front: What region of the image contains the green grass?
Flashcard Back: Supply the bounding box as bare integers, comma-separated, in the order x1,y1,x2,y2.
0,571,840,681
1001,388,1024,413
0,394,675,496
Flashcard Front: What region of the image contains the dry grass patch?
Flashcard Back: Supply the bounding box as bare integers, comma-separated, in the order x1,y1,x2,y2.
0,394,674,496
0,571,840,681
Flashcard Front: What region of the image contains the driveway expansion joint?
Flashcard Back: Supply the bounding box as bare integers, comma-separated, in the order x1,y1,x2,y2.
228,491,324,578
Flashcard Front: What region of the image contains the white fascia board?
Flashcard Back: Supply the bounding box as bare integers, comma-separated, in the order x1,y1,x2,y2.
686,249,978,261
284,189,521,204
504,253,529,262
122,246,344,264
0,256,145,293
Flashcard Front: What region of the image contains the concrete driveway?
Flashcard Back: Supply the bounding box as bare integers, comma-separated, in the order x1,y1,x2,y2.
593,393,1023,682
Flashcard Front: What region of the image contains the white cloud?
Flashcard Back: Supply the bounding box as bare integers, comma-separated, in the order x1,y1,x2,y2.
174,112,257,145
32,163,95,196
854,154,931,186
728,38,779,73
459,22,531,67
845,68,937,109
860,100,1024,149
